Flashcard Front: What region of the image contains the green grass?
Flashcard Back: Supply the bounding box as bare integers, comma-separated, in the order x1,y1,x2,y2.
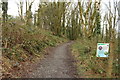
71,38,118,78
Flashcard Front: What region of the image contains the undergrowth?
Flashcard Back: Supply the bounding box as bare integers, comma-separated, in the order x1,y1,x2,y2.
2,20,67,78
71,38,118,78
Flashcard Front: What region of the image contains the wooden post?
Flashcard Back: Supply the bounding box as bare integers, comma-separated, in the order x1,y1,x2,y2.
107,41,115,78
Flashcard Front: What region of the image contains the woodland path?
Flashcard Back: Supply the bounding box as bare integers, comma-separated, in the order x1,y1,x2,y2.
25,41,77,78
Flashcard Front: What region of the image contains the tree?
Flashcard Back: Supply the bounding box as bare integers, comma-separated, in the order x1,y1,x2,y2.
117,1,120,77
2,0,8,23
105,1,118,78
78,1,101,39
0,2,2,18
93,6,101,42
25,0,34,27
17,1,24,20
36,2,68,37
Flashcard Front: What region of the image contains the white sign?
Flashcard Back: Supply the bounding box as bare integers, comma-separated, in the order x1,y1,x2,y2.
96,43,109,57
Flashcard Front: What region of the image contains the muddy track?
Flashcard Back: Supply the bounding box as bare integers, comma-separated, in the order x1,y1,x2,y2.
24,41,77,78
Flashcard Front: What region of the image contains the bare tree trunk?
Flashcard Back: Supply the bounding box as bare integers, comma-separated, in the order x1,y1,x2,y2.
2,1,8,24
17,1,23,20
107,1,119,78
117,1,120,77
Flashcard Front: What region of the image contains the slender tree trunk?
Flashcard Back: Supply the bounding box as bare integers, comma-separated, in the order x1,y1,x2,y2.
62,2,65,35
118,19,120,78
117,1,120,77
2,1,8,24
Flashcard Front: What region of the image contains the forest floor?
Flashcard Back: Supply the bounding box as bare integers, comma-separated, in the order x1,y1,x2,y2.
17,41,78,78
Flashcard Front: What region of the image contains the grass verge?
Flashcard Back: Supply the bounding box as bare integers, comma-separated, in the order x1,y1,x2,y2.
71,38,118,78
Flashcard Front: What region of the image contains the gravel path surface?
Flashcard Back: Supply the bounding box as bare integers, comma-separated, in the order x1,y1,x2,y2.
26,41,77,78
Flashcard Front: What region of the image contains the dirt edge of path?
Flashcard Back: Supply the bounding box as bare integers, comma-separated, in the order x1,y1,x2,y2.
5,41,78,78
20,42,67,78
65,41,79,78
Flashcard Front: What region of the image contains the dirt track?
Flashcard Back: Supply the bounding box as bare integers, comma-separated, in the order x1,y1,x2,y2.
25,41,77,78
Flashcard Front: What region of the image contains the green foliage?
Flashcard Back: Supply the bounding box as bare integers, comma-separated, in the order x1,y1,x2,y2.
2,1,8,23
2,18,67,68
36,2,66,36
71,38,118,78
2,1,119,78
104,52,109,55
93,11,101,36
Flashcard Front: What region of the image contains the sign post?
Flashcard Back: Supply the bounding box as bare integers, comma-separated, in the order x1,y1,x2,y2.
96,43,109,57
